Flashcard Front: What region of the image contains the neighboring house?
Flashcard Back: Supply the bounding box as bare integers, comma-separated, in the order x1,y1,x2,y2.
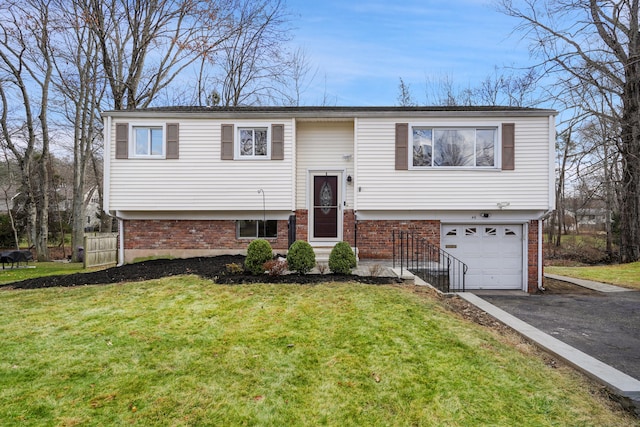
102,106,556,293
566,208,611,233
84,187,102,231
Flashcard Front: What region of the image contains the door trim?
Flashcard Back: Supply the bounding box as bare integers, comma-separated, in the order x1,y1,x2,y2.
308,170,344,243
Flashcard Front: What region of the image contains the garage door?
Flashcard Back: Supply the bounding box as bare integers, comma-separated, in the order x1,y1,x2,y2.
442,224,523,290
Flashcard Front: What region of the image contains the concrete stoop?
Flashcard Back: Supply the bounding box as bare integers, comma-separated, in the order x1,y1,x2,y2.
312,246,359,264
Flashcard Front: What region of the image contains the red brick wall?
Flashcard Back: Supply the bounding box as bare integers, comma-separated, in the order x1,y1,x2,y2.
356,219,440,259
343,209,356,246
294,210,308,242
527,219,540,293
125,219,289,251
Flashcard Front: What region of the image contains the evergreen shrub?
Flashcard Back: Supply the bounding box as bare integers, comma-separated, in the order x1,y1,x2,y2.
245,239,273,275
328,241,357,274
287,240,316,274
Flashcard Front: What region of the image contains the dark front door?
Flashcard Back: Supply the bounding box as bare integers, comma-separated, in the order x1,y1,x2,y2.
313,175,338,238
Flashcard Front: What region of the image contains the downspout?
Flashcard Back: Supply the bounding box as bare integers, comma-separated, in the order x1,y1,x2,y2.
118,217,124,266
537,210,554,291
538,218,545,291
354,212,358,257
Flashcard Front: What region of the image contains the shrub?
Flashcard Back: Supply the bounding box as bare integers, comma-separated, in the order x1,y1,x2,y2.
264,259,287,276
287,240,316,274
245,239,273,275
329,241,357,274
225,263,244,274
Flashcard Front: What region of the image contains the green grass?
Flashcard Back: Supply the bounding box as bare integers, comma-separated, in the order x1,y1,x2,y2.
546,261,640,290
0,278,635,426
0,262,87,285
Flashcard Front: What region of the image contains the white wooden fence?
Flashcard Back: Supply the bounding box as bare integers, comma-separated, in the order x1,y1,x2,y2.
83,233,118,268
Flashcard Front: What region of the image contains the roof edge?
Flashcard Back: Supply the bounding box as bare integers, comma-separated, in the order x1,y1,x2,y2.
102,105,558,119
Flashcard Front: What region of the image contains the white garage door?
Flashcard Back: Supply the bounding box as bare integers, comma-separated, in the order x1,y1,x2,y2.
442,224,523,290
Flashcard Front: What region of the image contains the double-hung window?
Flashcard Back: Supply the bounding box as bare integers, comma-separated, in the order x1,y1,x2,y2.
412,127,497,168
133,126,164,157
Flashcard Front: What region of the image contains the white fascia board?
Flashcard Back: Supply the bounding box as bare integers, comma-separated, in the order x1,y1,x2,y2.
102,108,558,121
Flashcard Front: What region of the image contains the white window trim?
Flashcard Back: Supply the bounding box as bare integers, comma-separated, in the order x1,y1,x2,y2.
235,124,271,160
408,122,502,170
130,122,166,159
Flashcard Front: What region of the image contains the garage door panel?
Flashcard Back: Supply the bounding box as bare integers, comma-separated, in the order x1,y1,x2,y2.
442,224,523,290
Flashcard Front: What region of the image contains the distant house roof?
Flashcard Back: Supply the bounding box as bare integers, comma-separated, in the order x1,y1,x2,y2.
102,105,557,120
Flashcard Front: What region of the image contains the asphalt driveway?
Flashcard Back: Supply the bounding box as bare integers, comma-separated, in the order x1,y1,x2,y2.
477,283,640,382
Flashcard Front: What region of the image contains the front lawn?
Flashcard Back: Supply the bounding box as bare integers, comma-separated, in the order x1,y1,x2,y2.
546,261,640,290
0,278,634,426
0,262,85,285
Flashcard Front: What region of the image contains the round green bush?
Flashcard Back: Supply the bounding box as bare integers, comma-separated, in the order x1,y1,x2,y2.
286,240,316,274
328,241,357,274
245,239,273,275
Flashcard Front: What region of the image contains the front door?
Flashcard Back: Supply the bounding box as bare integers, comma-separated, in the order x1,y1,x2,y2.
312,174,340,240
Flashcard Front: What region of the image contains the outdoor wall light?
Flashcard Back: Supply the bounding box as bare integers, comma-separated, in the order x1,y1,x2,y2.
347,175,353,183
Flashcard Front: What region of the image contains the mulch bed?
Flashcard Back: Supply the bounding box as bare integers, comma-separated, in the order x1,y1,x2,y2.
0,255,402,290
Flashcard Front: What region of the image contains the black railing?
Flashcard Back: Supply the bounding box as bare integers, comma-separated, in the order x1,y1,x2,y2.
392,230,468,292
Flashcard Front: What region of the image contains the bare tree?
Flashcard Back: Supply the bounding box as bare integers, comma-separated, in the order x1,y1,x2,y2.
422,68,540,107
280,47,317,106
52,0,107,261
215,0,292,106
498,0,640,261
84,0,236,110
0,0,56,260
397,78,417,106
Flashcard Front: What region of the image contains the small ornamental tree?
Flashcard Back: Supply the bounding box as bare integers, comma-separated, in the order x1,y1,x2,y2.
329,241,357,274
286,240,316,274
245,239,273,275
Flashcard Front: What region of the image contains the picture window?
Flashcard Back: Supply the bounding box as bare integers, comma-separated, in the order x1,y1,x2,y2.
412,127,497,168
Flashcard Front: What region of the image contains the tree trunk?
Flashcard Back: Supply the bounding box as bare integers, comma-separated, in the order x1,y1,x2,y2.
619,48,640,262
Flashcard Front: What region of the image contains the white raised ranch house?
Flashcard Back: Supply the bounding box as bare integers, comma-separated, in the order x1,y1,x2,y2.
102,106,556,293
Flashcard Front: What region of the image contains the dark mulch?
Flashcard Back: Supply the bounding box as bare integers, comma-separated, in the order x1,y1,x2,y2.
0,255,401,290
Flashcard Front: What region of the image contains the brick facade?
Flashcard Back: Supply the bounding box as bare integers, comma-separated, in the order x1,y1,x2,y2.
125,219,289,251
355,219,440,259
122,216,542,293
527,219,541,293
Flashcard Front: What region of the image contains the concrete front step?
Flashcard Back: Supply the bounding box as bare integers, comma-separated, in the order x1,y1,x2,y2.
312,246,358,264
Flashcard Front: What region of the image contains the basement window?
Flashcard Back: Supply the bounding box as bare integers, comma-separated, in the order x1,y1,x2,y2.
237,220,277,238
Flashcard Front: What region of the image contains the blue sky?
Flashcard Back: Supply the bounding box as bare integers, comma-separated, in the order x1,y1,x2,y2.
288,0,535,106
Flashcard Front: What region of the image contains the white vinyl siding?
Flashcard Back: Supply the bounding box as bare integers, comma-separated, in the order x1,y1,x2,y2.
108,119,294,211
355,117,552,211
295,121,354,210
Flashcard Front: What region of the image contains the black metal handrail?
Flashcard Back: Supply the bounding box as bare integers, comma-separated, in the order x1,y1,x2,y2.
393,230,467,292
